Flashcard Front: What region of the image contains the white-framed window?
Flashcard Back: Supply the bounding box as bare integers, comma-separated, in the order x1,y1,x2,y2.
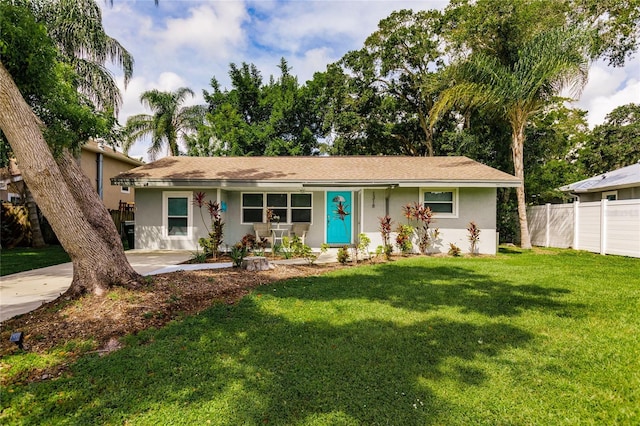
602,191,617,201
290,193,312,223
121,186,131,194
162,191,192,238
421,188,458,217
241,192,312,224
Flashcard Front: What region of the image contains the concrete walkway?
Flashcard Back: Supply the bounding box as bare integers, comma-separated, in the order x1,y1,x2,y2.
0,250,192,322
0,249,340,322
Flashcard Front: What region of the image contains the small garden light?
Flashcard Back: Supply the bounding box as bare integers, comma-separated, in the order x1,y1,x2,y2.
10,331,24,350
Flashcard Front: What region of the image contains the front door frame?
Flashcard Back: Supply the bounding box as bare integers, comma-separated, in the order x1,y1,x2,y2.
325,190,354,245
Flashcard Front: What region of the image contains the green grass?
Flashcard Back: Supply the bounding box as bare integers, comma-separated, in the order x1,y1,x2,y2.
2,248,639,424
0,245,70,276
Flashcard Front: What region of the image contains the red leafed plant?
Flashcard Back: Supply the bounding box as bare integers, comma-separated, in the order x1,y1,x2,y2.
467,221,481,255
402,202,437,254
379,215,393,259
193,192,224,259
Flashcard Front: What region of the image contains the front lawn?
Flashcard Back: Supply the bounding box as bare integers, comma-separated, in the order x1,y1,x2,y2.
1,249,639,424
0,245,70,276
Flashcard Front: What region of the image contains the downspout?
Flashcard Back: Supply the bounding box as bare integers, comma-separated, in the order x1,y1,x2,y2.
96,152,104,200
384,184,398,216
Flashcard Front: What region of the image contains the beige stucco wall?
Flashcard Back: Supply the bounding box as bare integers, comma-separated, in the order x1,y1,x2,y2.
134,186,499,254
81,149,137,210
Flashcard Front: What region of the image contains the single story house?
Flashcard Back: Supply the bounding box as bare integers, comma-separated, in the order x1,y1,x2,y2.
559,163,640,202
111,156,520,255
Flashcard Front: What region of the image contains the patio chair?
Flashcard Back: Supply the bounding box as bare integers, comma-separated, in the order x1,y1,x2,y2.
290,223,310,246
253,223,273,249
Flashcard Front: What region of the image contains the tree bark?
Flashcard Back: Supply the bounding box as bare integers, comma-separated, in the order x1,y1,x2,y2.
0,61,143,297
511,121,532,249
417,106,434,157
24,185,46,248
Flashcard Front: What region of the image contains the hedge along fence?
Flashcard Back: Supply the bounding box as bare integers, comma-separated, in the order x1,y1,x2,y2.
527,199,640,258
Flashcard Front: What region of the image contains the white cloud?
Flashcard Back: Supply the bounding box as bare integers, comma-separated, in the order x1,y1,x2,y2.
291,48,337,83
575,56,640,127
155,3,249,60
580,79,640,128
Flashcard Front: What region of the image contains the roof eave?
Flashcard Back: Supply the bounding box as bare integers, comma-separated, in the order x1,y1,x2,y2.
561,182,640,193
111,177,521,189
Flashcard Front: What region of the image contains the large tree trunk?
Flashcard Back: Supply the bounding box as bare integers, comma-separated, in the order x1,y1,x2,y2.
418,107,434,157
0,61,143,297
511,121,532,249
24,185,46,248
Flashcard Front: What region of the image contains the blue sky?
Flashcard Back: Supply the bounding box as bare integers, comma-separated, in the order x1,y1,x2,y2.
99,1,640,161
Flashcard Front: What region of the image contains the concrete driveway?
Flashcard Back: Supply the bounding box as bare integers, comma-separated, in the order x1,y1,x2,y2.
0,250,193,323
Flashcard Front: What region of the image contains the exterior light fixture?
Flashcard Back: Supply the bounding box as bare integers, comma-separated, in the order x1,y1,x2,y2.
10,331,24,350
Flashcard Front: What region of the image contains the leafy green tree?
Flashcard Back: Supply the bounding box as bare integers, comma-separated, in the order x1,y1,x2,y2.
189,59,322,156
567,0,640,66
0,0,142,296
524,103,589,203
444,0,640,67
433,27,590,249
578,103,640,175
124,87,204,159
435,0,640,245
327,9,446,156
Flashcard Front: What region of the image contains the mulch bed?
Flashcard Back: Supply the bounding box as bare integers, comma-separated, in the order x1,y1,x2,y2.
0,263,346,359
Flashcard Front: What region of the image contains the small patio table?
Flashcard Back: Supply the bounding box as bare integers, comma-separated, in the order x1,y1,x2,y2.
271,227,289,247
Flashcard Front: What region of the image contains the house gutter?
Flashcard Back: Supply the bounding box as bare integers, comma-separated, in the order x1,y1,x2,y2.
110,178,521,189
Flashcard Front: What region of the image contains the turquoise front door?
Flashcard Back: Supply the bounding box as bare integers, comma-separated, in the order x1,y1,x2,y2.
326,191,352,245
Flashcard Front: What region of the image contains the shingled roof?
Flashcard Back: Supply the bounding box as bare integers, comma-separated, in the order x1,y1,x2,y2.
111,156,520,188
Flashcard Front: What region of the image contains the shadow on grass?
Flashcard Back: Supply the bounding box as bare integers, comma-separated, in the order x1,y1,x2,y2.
2,302,532,425
272,263,573,317
498,246,524,255
2,261,577,424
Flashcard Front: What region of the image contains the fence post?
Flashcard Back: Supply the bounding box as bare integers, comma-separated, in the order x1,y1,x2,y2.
600,199,607,255
545,203,551,247
573,201,579,250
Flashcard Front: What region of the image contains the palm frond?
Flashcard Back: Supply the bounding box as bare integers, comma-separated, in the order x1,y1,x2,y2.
37,0,134,112
125,87,202,158
176,105,207,130
123,114,154,153
72,58,121,113
513,27,589,103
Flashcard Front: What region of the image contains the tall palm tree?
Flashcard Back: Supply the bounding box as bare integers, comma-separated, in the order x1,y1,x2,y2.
432,27,589,249
124,88,205,160
40,0,134,113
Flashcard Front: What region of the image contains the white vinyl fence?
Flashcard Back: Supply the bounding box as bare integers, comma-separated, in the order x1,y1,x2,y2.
527,200,640,258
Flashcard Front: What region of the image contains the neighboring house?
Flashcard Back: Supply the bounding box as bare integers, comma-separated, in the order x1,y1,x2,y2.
528,163,640,258
0,159,22,203
0,139,144,210
559,163,640,202
112,156,520,255
81,139,144,210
